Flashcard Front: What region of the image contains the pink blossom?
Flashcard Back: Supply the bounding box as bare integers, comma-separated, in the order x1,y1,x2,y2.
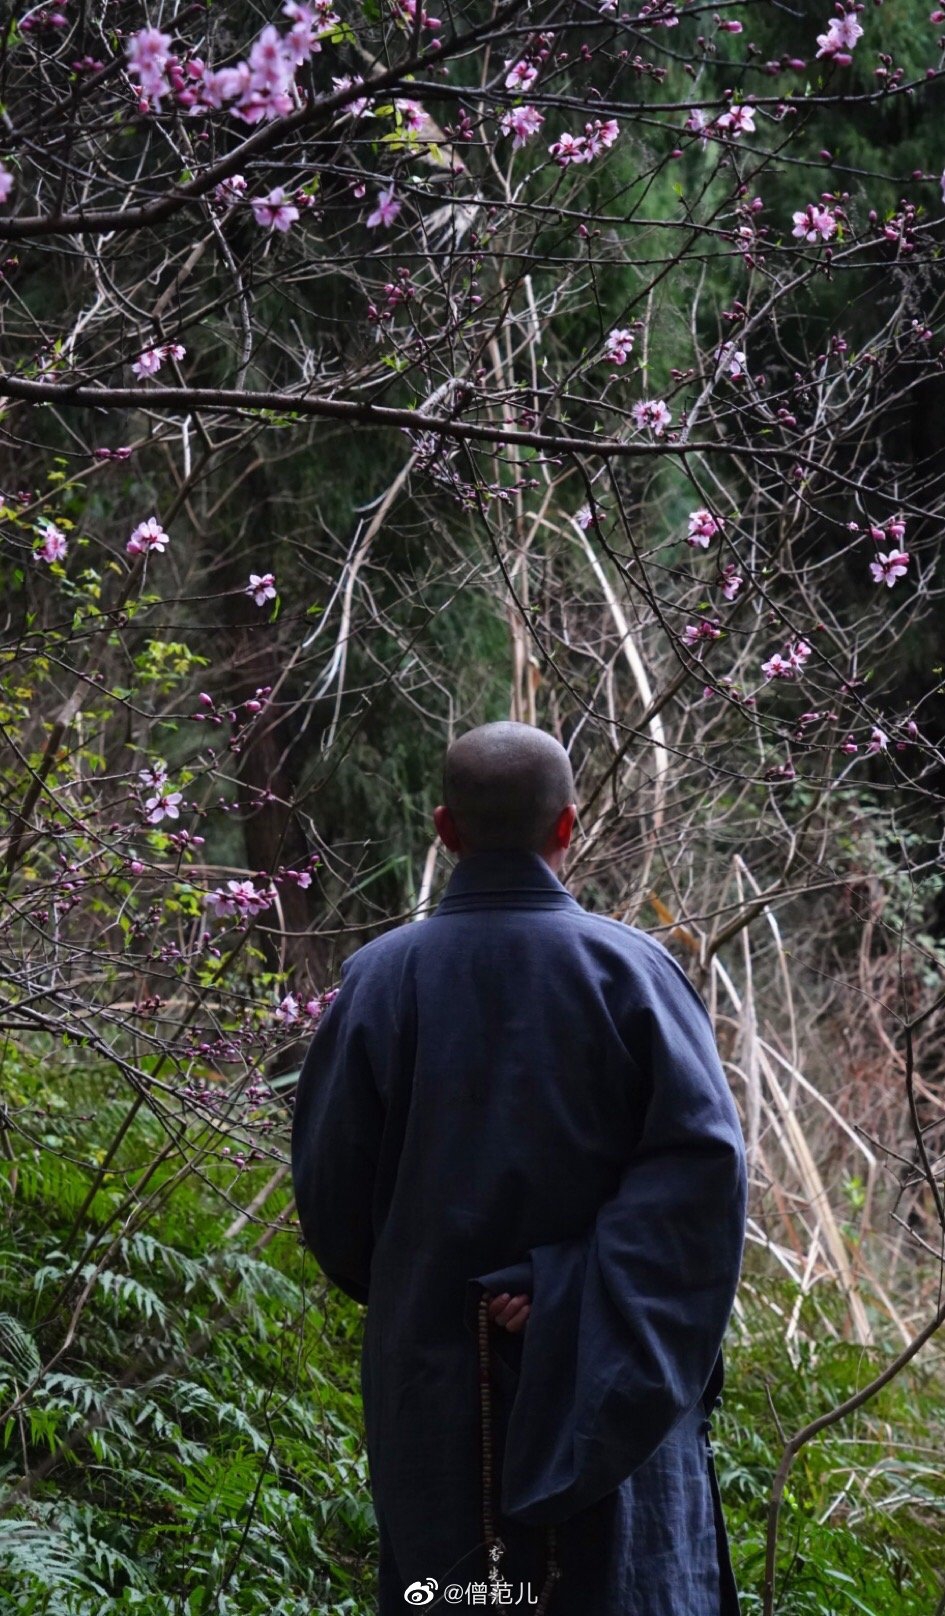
717,342,747,379
275,993,300,1023
687,509,723,548
303,995,324,1017
867,726,888,753
251,187,300,232
505,58,538,92
332,75,371,117
131,342,186,379
639,0,680,22
499,104,544,149
681,620,722,645
35,521,68,563
214,174,248,208
201,63,250,110
246,572,277,606
575,504,598,530
549,118,619,168
840,735,858,754
549,131,587,167
132,347,165,380
203,879,275,920
792,203,838,242
242,25,294,118
283,0,336,65
869,549,910,586
718,17,743,31
631,399,672,436
139,761,169,790
146,790,183,824
815,12,863,60
0,163,13,204
282,867,313,888
396,98,425,132
126,26,174,108
583,118,619,158
604,328,635,365
685,108,710,143
716,104,756,137
391,0,442,31
366,188,401,229
127,517,169,556
720,563,743,600
762,639,810,680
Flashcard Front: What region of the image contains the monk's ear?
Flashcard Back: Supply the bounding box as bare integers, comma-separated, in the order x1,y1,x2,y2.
434,804,463,854
553,804,578,850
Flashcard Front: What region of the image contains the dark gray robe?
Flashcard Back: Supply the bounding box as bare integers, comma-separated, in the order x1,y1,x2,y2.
291,850,747,1614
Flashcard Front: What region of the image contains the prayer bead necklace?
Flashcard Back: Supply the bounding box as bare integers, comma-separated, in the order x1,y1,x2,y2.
477,1291,562,1613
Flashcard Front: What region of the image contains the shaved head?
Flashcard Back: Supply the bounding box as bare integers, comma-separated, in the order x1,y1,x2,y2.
442,722,575,854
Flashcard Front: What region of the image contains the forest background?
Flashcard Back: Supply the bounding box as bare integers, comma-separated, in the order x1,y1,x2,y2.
1,0,944,1610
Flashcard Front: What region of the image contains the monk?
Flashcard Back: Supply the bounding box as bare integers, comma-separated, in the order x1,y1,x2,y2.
291,722,748,1614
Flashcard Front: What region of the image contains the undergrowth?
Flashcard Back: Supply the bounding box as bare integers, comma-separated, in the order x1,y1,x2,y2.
1,1056,943,1614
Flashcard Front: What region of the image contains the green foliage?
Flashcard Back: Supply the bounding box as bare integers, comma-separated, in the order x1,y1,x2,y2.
0,1063,377,1616
2,1058,945,1613
722,1279,945,1614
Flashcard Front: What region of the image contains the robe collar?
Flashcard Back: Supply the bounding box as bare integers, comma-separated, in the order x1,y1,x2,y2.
435,849,581,914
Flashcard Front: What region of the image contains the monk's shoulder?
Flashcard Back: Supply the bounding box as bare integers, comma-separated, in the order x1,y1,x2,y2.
570,905,675,964
569,906,702,999
339,919,425,988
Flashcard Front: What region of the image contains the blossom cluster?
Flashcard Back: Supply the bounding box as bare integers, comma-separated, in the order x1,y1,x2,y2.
847,517,911,587
131,342,186,380
127,517,169,557
603,327,636,365
631,399,672,436
35,521,68,564
549,118,619,167
687,510,723,548
685,105,756,143
500,105,545,150
125,0,337,120
815,8,864,64
791,203,838,244
762,639,812,681
681,619,722,646
139,761,184,825
203,879,276,921
274,990,335,1025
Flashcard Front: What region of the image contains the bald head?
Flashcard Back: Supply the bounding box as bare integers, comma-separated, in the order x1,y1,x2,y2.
442,722,575,855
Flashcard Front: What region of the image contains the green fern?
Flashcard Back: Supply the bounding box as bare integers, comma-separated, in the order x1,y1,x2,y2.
0,1313,40,1378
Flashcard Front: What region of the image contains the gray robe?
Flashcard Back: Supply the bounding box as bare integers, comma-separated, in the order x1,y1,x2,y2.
291,850,747,1614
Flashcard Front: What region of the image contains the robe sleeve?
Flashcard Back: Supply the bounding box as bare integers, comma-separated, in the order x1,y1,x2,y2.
466,935,747,1526
290,959,385,1306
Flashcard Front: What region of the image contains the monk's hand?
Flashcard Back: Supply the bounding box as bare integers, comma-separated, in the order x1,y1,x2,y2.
487,1291,531,1333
